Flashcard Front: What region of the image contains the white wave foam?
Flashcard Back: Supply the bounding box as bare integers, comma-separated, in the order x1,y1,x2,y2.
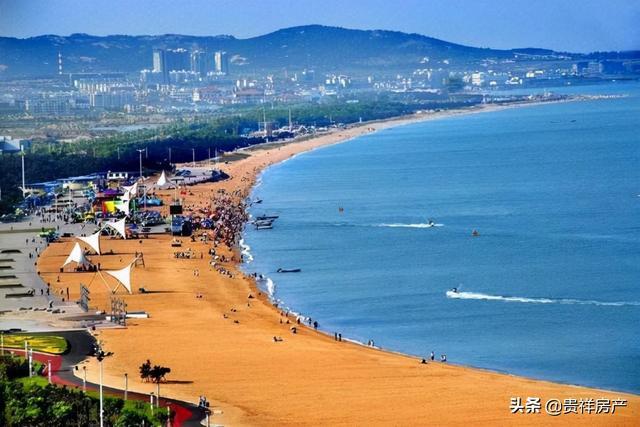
446,290,640,307
239,238,253,263
263,277,275,297
378,223,444,228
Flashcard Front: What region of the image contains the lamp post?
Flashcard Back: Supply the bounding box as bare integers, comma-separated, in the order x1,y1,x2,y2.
136,149,145,181
20,146,26,198
82,366,87,392
124,373,128,400
23,341,29,375
150,392,155,415
98,355,104,427
28,347,33,377
192,148,195,167
47,360,52,384
1,332,4,355
94,342,110,427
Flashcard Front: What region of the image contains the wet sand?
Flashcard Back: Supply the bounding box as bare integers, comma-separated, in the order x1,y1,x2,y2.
37,103,639,425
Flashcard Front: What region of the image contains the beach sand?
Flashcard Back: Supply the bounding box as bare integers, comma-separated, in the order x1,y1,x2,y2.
37,103,639,425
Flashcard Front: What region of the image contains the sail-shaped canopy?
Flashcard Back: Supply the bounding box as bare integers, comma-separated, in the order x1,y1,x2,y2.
105,217,127,239
104,262,134,294
62,242,92,268
157,170,167,186
115,200,130,215
77,230,101,255
122,183,138,199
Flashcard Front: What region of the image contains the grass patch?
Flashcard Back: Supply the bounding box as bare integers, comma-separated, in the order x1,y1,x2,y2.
16,375,49,388
2,334,68,354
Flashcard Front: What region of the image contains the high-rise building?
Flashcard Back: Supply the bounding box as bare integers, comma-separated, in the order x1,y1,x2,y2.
214,51,229,75
152,48,168,83
190,50,213,75
153,49,166,73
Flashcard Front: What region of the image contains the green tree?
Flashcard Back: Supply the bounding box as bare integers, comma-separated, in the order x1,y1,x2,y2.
115,408,155,427
139,359,152,382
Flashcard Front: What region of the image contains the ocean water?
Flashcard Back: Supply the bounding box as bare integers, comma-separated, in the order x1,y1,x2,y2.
242,82,640,393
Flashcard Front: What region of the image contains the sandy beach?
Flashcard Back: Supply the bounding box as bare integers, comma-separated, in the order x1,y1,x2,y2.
36,102,639,425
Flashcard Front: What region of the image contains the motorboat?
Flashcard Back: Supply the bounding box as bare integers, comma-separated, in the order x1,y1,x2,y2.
277,268,301,273
255,219,274,230
256,214,279,221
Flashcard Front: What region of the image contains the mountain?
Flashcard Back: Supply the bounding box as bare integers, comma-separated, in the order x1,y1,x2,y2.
0,25,635,78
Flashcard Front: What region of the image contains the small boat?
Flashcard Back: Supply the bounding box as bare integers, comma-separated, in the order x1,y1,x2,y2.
254,219,274,229
277,268,301,273
471,230,480,237
256,215,279,221
254,198,263,204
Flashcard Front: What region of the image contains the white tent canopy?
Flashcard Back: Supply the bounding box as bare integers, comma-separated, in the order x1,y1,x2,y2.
62,242,92,268
103,262,134,294
157,170,167,186
77,230,101,255
105,217,127,239
155,170,176,189
115,200,130,215
121,182,138,202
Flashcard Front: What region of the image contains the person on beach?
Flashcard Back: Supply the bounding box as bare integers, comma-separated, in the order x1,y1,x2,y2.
430,351,435,361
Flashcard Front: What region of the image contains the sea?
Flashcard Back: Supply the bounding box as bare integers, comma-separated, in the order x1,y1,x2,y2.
242,81,640,393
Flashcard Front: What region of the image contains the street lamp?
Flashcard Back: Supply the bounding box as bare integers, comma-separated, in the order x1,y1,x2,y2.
82,366,87,392
94,342,111,427
20,147,26,198
136,149,145,180
124,373,128,400
156,380,161,408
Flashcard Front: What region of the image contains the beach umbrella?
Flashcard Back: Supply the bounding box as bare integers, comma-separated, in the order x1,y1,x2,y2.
77,230,101,255
103,262,134,294
105,217,127,239
62,242,92,269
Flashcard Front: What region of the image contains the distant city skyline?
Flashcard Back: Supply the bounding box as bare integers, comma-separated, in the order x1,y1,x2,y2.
0,0,638,53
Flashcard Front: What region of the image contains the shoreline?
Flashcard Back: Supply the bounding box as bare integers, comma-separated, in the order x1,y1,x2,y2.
33,97,639,425
237,96,640,395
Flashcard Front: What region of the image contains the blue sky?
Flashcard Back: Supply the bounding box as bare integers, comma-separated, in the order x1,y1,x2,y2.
0,0,638,52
